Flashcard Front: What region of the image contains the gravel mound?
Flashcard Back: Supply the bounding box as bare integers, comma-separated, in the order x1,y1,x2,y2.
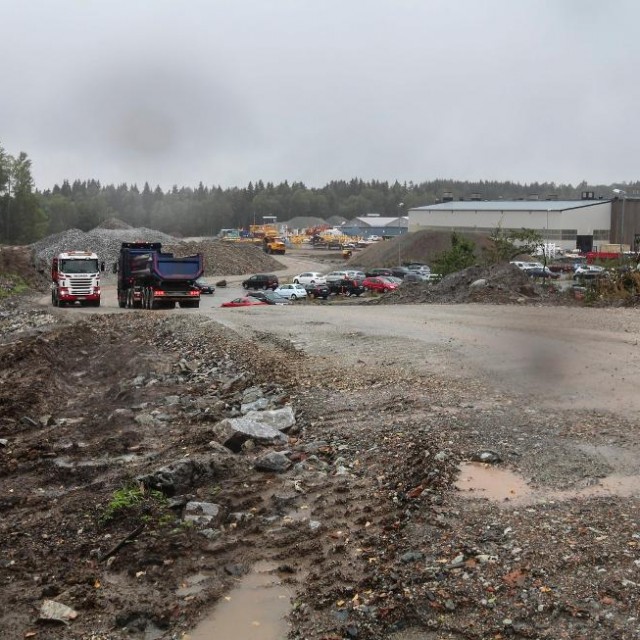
31,227,177,272
30,228,285,277
165,240,285,276
347,229,494,269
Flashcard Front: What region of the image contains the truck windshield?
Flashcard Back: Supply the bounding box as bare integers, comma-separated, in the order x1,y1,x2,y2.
60,259,99,274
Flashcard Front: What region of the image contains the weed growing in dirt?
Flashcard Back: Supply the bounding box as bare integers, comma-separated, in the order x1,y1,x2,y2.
0,274,29,298
101,485,167,524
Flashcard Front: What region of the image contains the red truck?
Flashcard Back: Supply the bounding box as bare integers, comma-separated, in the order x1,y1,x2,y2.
51,250,101,307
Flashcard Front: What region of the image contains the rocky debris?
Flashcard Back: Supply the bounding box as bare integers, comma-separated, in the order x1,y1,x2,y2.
183,501,223,527
254,450,292,473
211,416,289,452
369,262,571,305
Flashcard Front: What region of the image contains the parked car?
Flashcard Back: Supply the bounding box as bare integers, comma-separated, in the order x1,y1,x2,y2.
404,272,429,283
292,271,326,285
363,276,399,293
510,261,544,271
305,282,331,299
194,278,215,294
242,274,279,290
221,296,268,308
574,264,605,275
407,263,431,273
365,267,394,278
390,266,410,278
324,270,351,283
346,270,367,280
573,270,610,281
327,278,366,296
247,291,291,305
273,283,308,300
525,267,561,279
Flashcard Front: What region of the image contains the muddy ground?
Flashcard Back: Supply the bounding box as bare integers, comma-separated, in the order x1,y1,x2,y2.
1,260,640,639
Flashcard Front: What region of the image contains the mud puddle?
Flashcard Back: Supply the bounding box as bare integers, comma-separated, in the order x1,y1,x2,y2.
456,462,640,506
185,561,297,640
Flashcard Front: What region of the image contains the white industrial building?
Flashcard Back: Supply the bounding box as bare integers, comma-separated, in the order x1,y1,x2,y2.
408,198,613,252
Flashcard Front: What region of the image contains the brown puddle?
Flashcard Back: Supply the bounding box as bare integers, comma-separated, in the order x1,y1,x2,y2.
456,462,640,506
184,561,295,640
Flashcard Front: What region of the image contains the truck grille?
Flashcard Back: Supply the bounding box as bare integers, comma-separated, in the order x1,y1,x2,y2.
69,277,93,295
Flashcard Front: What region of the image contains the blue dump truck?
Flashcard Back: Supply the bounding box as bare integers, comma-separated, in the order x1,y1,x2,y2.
117,242,204,309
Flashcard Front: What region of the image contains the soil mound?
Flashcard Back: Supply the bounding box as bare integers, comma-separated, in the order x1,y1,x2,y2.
165,240,285,276
0,245,49,292
347,229,494,269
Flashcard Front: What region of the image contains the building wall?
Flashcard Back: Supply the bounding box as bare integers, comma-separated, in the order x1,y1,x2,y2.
611,198,640,249
408,202,612,250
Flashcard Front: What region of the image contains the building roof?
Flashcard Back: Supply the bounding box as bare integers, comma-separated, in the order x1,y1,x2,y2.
411,200,612,212
346,216,409,227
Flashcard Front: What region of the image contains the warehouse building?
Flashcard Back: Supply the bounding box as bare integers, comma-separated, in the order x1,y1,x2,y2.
341,213,408,239
408,196,615,252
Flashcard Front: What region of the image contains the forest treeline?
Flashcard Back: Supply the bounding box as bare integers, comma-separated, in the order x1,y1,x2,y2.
0,142,636,244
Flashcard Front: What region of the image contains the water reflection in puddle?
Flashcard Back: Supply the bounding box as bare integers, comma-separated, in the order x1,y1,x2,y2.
456,462,640,506
184,561,294,640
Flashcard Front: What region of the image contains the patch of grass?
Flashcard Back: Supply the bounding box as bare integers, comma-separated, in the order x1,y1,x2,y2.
101,485,167,524
0,274,29,299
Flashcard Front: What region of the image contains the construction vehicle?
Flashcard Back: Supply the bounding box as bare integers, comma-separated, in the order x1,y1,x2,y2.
51,250,101,307
262,233,286,255
117,242,204,309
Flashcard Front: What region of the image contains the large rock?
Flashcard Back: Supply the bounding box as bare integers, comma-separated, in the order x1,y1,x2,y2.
254,451,292,473
243,406,296,432
137,454,231,495
211,417,288,452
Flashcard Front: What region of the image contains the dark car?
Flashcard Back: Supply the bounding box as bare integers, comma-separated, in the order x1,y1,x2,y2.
365,268,394,278
242,274,279,290
305,282,331,299
526,267,561,280
390,266,410,278
194,278,215,294
247,290,290,305
328,278,365,297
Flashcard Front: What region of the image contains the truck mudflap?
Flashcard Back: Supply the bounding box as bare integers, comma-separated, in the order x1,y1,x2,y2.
139,287,201,310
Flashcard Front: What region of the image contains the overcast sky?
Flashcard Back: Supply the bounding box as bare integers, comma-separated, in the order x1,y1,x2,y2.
2,0,639,191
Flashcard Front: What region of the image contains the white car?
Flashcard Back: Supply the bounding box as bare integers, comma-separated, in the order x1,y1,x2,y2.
324,270,350,283
510,261,544,271
273,283,308,300
574,264,605,275
292,271,326,285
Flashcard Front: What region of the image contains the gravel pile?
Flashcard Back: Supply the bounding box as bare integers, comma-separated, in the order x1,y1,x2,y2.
30,227,177,273
30,228,285,277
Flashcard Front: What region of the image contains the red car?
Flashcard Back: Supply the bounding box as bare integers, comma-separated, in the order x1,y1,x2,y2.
221,297,268,308
362,277,399,293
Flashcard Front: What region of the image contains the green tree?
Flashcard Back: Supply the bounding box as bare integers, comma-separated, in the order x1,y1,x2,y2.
433,232,476,276
10,152,47,242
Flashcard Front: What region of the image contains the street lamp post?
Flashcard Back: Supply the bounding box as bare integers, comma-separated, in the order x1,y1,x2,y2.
397,202,404,266
613,188,627,260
